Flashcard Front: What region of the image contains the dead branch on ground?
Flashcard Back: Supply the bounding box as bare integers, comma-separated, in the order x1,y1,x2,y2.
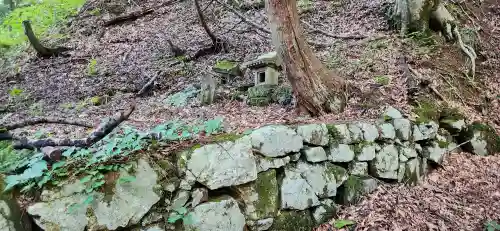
103,8,154,26
2,118,93,131
136,74,158,97
190,0,228,60
301,20,366,40
22,20,71,57
1,103,136,149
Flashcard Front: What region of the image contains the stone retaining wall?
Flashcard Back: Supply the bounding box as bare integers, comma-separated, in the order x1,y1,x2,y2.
18,107,499,231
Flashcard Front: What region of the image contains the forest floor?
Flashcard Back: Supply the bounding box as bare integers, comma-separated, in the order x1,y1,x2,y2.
1,0,500,230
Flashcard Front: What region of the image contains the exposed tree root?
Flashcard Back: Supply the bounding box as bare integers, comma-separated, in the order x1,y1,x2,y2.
1,103,136,149
22,20,71,57
389,0,477,81
103,8,154,26
452,27,477,80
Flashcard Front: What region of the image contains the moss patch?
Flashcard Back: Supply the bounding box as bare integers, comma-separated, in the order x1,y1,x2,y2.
254,169,279,218
325,164,347,183
215,60,238,70
270,210,314,231
413,99,440,124
211,133,244,143
336,175,365,205
326,124,344,142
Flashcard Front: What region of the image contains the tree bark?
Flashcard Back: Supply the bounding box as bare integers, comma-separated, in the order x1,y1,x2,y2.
265,0,346,116
22,20,70,57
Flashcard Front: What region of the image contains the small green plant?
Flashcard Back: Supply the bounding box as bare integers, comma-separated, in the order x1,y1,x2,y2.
89,8,101,16
167,206,195,225
485,220,500,231
87,58,98,76
333,219,355,229
8,87,23,97
374,75,390,85
297,0,313,12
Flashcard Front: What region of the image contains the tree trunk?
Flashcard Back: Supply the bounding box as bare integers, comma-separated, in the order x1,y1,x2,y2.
265,0,346,116
4,0,15,10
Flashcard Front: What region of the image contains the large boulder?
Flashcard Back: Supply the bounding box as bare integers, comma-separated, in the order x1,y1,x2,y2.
393,118,412,141
336,176,378,205
250,125,303,157
302,146,328,163
280,161,347,210
356,122,379,142
186,136,258,190
458,122,500,156
296,124,330,146
422,141,447,164
235,170,279,221
328,144,355,162
185,197,246,231
370,144,399,179
28,159,161,231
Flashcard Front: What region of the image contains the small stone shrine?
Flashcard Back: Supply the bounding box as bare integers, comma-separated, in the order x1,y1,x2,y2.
241,51,282,86
212,60,242,84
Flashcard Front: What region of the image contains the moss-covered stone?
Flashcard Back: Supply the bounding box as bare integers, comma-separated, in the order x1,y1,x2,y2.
458,122,500,156
325,124,344,143
213,60,241,76
336,175,377,205
269,210,315,231
254,170,279,218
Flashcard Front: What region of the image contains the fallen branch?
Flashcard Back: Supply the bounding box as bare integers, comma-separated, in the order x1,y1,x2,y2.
9,103,136,149
2,117,93,130
22,20,70,57
136,74,158,97
103,8,154,26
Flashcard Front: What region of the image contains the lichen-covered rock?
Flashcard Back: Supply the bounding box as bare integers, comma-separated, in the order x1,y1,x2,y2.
280,164,319,210
248,218,274,231
281,161,347,210
354,143,377,161
377,123,395,139
458,122,500,156
250,125,303,157
140,211,163,227
440,118,466,134
397,158,422,185
356,122,379,141
399,143,418,159
336,176,378,205
348,124,364,143
393,118,411,140
349,162,368,175
185,197,246,231
269,210,314,231
328,144,355,162
383,106,403,119
370,144,399,179
236,170,279,220
422,141,447,164
187,136,257,190
302,146,328,163
327,124,351,144
255,155,291,172
0,174,32,231
170,190,190,210
191,188,208,207
29,159,161,231
296,124,329,146
417,121,439,140
312,199,337,224
290,153,301,162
